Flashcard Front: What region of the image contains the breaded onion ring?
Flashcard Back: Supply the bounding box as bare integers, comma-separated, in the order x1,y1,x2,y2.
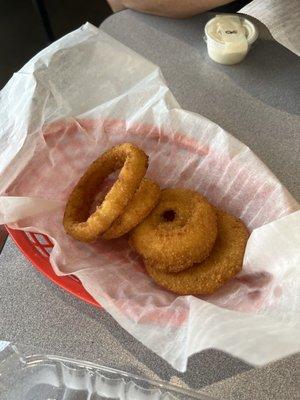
63,143,148,242
145,210,249,295
129,188,217,272
102,179,161,239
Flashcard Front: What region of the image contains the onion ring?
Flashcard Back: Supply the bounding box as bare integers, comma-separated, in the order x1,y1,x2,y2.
102,179,161,239
145,210,249,295
129,188,218,272
63,143,148,242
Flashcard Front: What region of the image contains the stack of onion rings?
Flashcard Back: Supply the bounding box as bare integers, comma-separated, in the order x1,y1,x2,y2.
63,143,152,242
129,188,249,294
64,142,249,295
144,210,249,295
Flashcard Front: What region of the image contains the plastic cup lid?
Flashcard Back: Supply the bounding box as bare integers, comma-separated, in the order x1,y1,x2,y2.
205,14,258,46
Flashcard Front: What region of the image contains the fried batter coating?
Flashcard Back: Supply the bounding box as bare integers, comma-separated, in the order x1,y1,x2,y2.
63,143,148,242
145,210,249,295
102,179,160,239
130,188,218,272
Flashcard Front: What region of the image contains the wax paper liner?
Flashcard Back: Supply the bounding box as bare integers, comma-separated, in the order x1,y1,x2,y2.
0,23,299,372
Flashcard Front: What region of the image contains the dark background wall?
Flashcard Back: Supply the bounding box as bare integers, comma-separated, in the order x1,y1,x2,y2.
0,0,250,90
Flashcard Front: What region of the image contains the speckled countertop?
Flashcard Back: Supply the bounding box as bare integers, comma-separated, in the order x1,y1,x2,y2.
0,10,299,400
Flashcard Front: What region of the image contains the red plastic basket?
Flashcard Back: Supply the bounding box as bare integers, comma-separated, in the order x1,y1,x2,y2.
6,226,99,308
6,227,189,326
4,118,260,319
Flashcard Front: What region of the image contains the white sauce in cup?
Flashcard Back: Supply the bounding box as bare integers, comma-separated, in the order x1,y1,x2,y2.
205,15,258,65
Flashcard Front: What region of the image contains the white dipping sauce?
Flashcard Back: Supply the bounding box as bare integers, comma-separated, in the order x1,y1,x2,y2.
205,15,258,65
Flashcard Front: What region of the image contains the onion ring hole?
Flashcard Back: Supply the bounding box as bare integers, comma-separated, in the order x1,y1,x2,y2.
161,209,176,222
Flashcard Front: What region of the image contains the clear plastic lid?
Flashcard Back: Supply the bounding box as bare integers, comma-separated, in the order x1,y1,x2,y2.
0,342,212,400
205,15,258,45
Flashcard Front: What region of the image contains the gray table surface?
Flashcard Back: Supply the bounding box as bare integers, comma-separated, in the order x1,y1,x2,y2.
102,10,300,200
0,10,299,400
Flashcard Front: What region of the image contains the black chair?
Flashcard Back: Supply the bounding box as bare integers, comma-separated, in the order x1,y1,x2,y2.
32,0,55,42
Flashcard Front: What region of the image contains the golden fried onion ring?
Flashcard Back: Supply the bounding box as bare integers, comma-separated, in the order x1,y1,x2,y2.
63,143,148,242
102,179,161,240
129,188,218,272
